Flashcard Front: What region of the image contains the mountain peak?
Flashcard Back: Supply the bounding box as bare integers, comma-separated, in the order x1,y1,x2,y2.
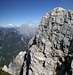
2,7,73,75
53,7,65,11
50,7,66,16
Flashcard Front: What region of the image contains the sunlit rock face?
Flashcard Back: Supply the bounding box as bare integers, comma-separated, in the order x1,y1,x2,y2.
2,51,26,75
2,7,73,75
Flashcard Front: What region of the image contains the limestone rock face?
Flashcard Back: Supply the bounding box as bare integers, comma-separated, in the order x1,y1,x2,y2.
2,7,73,75
2,51,26,75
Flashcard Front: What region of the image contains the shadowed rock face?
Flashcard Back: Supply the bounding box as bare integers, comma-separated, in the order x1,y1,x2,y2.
2,7,73,75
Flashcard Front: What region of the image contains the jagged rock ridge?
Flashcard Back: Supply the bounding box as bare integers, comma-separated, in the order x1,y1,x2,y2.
2,7,73,75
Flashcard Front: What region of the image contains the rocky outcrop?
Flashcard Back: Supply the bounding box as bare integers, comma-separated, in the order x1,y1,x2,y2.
2,7,73,75
2,51,26,75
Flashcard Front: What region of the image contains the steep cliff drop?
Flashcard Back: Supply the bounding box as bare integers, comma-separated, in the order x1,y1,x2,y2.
2,7,73,75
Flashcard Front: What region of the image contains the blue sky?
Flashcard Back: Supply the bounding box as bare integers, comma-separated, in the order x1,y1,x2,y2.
0,0,73,26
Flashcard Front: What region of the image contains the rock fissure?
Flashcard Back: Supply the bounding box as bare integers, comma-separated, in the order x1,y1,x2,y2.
19,50,31,75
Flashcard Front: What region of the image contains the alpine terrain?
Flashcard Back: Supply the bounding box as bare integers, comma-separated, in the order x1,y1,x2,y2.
2,7,73,75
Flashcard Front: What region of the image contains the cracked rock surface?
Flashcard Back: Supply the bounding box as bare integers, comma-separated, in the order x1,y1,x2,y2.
2,7,73,75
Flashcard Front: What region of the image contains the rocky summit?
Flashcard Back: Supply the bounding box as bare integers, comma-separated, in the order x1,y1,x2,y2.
2,7,73,75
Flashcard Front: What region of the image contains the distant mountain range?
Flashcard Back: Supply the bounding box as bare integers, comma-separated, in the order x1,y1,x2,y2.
0,24,37,67
17,24,38,37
